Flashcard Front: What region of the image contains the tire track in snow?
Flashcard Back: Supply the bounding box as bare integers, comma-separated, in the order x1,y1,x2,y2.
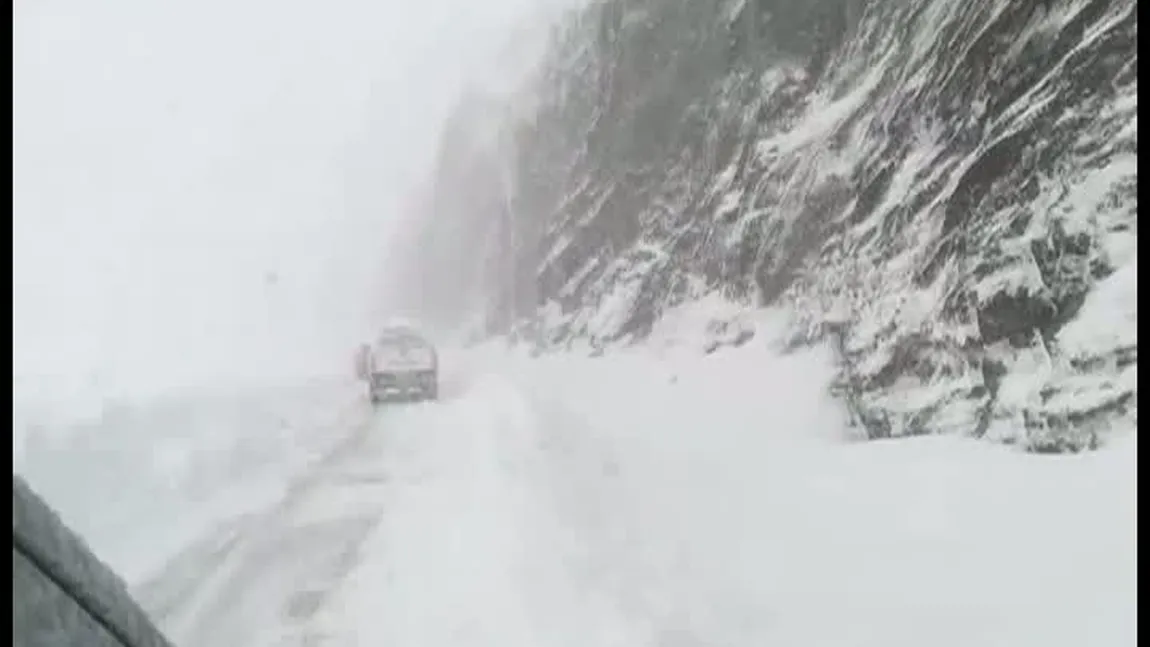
313,375,545,646
327,368,702,647
512,370,775,647
511,385,687,647
139,393,417,647
145,361,700,647
303,372,655,647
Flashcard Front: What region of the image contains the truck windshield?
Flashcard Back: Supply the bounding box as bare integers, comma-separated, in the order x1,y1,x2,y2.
373,338,433,366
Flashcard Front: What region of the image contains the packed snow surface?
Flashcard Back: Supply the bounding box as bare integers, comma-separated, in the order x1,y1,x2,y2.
16,315,1136,646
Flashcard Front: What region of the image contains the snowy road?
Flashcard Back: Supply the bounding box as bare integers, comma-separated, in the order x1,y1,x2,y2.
20,333,1136,647
139,400,387,647
139,366,654,647
122,338,1135,647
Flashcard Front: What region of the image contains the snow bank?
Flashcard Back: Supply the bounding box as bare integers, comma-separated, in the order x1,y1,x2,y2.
489,312,1136,645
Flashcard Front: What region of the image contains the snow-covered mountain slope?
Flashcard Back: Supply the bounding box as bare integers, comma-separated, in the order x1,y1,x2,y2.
399,0,1137,451
22,324,1134,646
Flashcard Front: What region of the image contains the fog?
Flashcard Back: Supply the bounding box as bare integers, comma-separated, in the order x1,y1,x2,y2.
13,0,567,405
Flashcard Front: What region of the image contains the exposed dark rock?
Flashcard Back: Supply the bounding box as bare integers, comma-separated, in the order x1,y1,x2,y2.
400,0,1137,452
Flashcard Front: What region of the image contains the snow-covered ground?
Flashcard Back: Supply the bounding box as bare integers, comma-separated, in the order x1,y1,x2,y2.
15,312,1137,647
14,378,372,586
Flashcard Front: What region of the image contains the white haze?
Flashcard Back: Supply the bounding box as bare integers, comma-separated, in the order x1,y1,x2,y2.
13,0,570,407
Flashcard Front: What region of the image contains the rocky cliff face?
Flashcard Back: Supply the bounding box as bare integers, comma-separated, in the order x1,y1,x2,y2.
403,0,1137,451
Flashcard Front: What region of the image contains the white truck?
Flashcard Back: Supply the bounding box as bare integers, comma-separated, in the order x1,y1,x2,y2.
355,326,439,404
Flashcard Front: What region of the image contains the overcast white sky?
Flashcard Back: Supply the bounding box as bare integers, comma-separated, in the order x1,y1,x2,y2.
13,0,573,404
